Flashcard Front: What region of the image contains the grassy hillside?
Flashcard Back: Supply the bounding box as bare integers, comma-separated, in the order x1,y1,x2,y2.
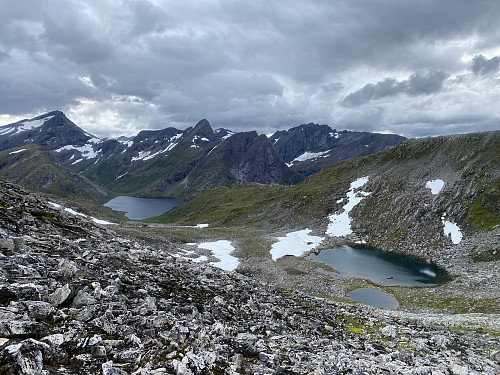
0,145,108,203
149,131,500,256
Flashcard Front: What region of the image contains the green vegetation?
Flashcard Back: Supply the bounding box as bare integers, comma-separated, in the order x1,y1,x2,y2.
146,183,287,226
35,215,58,222
445,325,500,337
466,178,500,231
84,142,211,198
0,145,109,205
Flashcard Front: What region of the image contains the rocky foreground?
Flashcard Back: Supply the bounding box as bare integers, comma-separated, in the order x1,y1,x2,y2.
0,179,499,374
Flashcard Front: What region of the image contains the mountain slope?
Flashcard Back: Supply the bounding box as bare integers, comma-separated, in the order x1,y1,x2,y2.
152,131,500,261
0,178,497,374
178,131,304,198
0,111,407,200
0,110,96,151
0,144,108,203
270,123,406,176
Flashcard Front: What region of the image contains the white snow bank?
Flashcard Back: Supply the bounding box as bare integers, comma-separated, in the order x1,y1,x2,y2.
270,229,324,261
91,217,116,225
196,224,209,228
8,149,26,155
54,143,98,160
13,116,55,134
48,202,115,225
291,150,329,164
442,215,462,244
327,177,370,237
64,207,86,217
426,179,444,195
198,240,239,271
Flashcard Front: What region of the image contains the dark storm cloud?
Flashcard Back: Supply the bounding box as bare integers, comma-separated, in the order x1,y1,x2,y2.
0,0,499,137
342,71,450,107
470,55,500,76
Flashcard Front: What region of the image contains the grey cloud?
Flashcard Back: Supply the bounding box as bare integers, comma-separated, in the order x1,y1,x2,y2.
342,71,449,107
128,1,170,36
0,0,499,138
470,55,500,76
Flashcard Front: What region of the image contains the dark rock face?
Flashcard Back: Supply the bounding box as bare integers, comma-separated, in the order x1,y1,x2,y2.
0,179,498,374
270,123,406,176
0,111,93,152
183,132,303,197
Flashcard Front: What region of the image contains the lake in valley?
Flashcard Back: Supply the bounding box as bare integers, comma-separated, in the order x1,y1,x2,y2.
104,196,182,220
309,245,450,309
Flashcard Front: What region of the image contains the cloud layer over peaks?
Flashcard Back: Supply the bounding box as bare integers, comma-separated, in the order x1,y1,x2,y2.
0,0,499,138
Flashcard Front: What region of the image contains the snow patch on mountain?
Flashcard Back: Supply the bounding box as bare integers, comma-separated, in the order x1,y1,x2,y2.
287,150,330,166
14,116,55,135
54,143,99,160
270,229,324,260
8,149,26,155
197,240,239,271
426,179,445,195
441,214,462,244
327,177,371,237
48,201,115,225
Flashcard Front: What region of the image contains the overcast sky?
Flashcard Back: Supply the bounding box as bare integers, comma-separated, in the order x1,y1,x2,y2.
0,0,499,138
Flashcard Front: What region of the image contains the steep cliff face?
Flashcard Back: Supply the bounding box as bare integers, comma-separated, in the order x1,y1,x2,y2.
180,132,303,198
270,123,406,176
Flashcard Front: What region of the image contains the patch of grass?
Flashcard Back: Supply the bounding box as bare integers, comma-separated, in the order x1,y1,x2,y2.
387,286,499,314
146,183,286,226
443,325,500,337
335,314,384,337
466,178,500,231
35,215,58,222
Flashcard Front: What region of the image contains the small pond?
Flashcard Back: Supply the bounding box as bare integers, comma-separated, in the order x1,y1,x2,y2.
348,288,399,310
309,245,449,287
104,196,182,220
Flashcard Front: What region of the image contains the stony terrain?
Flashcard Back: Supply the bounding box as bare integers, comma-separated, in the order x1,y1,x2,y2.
0,180,499,374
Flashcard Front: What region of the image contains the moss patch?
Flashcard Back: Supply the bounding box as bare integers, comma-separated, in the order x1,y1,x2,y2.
35,215,58,222
466,178,500,231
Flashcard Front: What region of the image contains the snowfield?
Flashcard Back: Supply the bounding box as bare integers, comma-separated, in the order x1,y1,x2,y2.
426,179,444,195
270,229,324,261
14,116,55,135
8,149,26,155
198,240,239,271
48,202,115,225
327,177,371,237
441,215,462,244
54,143,99,160
287,150,329,166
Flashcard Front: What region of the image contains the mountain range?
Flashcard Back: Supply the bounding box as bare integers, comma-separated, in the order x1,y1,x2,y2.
0,111,405,200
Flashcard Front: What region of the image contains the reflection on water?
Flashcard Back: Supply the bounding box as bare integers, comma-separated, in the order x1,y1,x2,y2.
309,245,449,286
104,196,182,220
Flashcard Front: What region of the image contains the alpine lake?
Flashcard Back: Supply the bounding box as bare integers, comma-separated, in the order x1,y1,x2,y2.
308,245,450,309
104,196,182,220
